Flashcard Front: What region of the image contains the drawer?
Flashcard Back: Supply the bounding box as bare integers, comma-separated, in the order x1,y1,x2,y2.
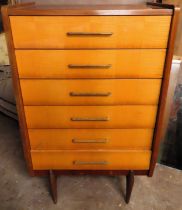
20,79,161,105
16,50,166,79
31,150,151,170
10,16,171,49
29,129,153,150
24,106,157,129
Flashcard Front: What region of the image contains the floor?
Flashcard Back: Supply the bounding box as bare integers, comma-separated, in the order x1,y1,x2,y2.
0,113,182,210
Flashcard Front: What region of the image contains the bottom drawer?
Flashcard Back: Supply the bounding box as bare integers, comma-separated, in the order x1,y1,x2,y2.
31,150,151,170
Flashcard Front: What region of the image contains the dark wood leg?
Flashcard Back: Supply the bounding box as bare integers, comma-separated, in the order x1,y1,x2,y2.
125,170,134,204
49,170,57,204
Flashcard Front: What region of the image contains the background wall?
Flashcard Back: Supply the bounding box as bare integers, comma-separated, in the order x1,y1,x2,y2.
163,0,182,56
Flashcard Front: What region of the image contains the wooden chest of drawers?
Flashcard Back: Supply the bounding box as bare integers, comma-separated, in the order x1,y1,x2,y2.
2,2,179,204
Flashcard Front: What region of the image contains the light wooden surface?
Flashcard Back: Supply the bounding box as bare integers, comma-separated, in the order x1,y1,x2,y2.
24,105,157,129
20,79,161,105
31,150,151,170
16,49,166,79
29,129,153,150
10,16,171,49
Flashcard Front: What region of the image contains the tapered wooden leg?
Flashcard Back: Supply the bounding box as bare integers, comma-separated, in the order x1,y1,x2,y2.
125,170,134,204
49,170,57,204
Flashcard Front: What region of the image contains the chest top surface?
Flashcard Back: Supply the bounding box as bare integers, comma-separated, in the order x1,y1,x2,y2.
7,3,173,16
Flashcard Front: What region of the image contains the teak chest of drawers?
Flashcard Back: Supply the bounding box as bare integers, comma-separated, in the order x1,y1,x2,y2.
2,2,180,204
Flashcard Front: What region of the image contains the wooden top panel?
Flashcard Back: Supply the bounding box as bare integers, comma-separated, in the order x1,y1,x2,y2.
7,4,173,16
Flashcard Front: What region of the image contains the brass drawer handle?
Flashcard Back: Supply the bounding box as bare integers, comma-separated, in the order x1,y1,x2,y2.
72,139,108,143
68,64,112,69
73,161,108,165
70,92,111,97
71,117,109,122
67,32,113,36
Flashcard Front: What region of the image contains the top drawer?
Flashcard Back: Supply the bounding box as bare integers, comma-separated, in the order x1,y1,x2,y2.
10,16,171,49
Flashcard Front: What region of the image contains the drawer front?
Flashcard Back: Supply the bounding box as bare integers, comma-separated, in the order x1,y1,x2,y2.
31,150,151,170
29,129,153,150
20,79,161,105
10,16,171,49
24,106,157,129
16,50,166,79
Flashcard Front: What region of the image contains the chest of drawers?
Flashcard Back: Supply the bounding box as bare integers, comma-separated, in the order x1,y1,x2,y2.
2,2,180,204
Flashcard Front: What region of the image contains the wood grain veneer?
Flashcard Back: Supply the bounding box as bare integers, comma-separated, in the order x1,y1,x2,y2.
24,105,157,129
20,79,161,105
10,16,171,49
16,49,166,79
29,129,153,150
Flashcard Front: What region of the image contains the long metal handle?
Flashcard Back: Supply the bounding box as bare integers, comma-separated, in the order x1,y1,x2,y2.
70,92,111,97
72,139,108,143
71,117,109,121
73,161,108,165
68,64,112,69
67,32,113,36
